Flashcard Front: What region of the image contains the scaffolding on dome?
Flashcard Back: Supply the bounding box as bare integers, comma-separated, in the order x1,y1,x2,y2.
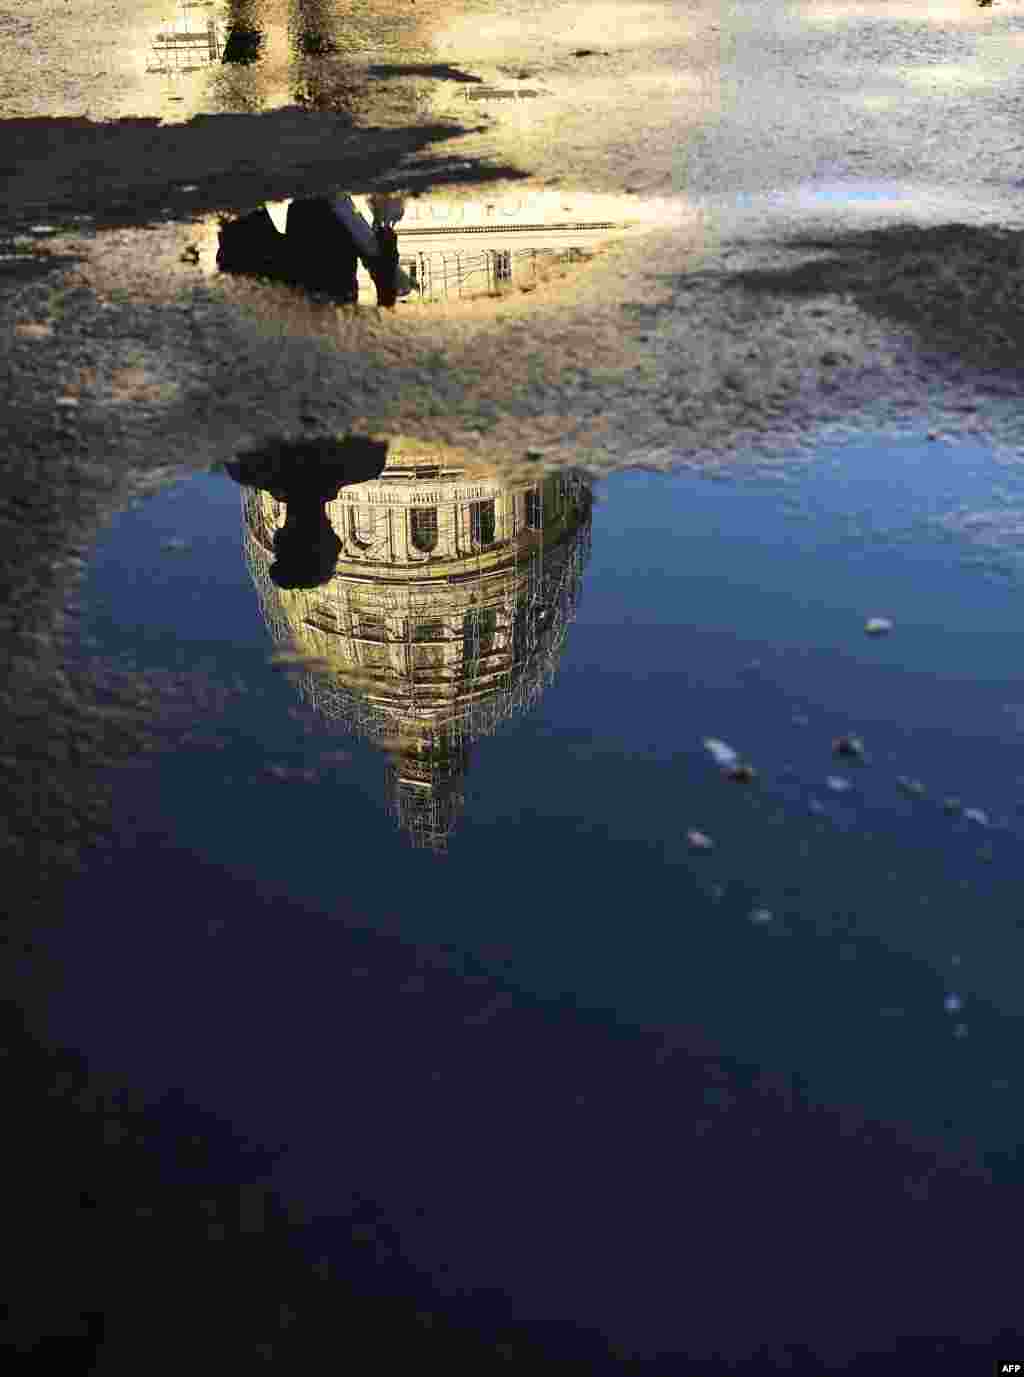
239,470,592,851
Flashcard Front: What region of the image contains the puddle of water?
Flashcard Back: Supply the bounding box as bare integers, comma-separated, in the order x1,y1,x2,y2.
727,178,1011,230
47,428,1024,1351
181,184,668,305
70,0,442,124
735,180,909,208
65,428,1024,1105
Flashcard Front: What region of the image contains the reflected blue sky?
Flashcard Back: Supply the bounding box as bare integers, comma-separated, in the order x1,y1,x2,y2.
51,431,1024,1356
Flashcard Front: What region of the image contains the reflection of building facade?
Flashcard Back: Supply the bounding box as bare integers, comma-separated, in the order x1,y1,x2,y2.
242,441,592,851
345,189,644,302
255,189,641,302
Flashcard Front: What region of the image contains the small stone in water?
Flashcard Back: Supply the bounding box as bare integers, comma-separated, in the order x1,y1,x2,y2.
897,776,926,798
687,829,714,852
749,908,773,924
864,617,893,636
724,763,757,783
15,322,53,339
160,537,190,553
942,797,963,815
833,735,865,759
826,775,851,793
704,738,738,767
943,993,962,1013
963,807,989,826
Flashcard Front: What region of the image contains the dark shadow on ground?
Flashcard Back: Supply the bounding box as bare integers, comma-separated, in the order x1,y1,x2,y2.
3,999,614,1375
367,63,483,83
703,224,1024,377
8,846,1024,1373
0,112,527,235
0,250,85,285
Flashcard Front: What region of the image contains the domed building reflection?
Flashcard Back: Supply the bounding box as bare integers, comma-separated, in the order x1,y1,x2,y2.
239,438,592,851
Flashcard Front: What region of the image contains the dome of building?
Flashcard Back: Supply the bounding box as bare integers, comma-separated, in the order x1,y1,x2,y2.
240,437,592,851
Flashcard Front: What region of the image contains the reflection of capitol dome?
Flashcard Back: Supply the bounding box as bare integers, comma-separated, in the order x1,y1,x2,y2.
241,439,592,851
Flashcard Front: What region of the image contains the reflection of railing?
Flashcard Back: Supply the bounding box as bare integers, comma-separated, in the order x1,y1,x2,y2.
147,7,220,74
398,246,592,302
462,87,542,101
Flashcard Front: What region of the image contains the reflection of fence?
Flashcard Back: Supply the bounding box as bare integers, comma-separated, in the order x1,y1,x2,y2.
148,6,220,74
398,246,592,301
462,87,541,101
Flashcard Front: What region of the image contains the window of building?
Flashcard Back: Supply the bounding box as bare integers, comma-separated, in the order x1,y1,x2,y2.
412,621,445,667
410,507,438,553
357,612,386,670
525,486,542,530
348,506,374,547
491,249,512,281
462,606,497,666
358,612,386,641
469,499,495,548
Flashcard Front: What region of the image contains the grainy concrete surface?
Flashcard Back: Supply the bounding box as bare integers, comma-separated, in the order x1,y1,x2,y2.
3,0,1024,1369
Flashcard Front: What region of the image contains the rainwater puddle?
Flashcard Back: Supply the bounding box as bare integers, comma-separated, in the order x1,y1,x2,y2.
168,183,668,307
49,428,1024,1351
727,178,1012,230
734,179,911,209
64,429,1024,1131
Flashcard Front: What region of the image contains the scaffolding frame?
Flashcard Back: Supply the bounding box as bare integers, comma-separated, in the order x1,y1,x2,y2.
147,3,221,74
396,246,592,302
241,473,592,848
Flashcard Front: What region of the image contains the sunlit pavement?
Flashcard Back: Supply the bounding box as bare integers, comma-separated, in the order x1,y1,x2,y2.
4,3,1024,1373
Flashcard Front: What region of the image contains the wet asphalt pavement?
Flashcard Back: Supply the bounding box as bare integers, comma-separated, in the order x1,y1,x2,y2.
4,2,1024,1373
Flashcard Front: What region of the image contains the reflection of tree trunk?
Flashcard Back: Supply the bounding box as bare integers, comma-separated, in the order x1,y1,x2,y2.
222,0,263,65
217,1,291,110
214,0,425,118
292,0,337,55
289,0,354,113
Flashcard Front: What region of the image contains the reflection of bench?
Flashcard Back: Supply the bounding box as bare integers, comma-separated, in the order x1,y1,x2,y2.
462,87,541,101
149,16,219,69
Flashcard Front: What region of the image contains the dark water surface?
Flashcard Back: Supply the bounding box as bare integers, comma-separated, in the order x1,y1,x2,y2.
51,432,1024,1363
